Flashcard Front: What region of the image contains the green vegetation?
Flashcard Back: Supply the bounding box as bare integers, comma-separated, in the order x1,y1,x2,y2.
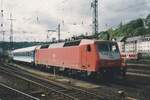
99,14,150,40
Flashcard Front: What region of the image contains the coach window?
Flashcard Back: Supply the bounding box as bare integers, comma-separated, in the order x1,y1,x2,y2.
86,45,91,52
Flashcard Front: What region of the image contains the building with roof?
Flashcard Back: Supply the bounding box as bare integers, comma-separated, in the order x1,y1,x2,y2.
115,36,126,52
124,36,142,52
137,36,150,53
116,35,150,53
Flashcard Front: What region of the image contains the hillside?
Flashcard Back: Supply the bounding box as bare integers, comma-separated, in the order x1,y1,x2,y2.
99,14,150,40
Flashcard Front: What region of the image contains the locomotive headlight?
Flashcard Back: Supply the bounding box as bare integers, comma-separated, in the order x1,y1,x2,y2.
103,70,106,72
120,67,125,70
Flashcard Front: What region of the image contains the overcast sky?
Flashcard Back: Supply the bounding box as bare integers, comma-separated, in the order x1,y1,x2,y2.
0,0,150,42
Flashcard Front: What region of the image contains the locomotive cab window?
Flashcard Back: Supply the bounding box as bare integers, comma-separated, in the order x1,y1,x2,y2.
97,43,119,53
86,45,91,52
96,42,120,59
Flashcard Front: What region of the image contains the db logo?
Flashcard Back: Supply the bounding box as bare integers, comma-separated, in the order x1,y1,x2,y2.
52,54,56,58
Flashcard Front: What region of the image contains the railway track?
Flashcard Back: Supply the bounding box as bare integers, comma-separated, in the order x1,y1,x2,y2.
127,59,150,65
126,63,150,77
0,82,39,100
10,62,150,100
2,62,149,100
127,72,150,78
127,63,150,69
0,63,105,100
0,65,73,100
9,63,147,100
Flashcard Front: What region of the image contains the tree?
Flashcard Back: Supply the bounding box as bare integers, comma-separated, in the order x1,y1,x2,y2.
145,14,150,27
98,31,109,40
111,18,146,38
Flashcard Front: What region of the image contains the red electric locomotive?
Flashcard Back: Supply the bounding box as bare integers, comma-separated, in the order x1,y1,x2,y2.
35,39,126,77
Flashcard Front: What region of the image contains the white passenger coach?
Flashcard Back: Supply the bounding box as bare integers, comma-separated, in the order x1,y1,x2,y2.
12,46,38,63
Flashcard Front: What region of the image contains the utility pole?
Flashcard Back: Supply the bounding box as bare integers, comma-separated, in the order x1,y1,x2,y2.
47,30,50,42
58,24,60,42
47,29,56,42
8,13,16,50
0,30,5,41
0,0,5,51
91,0,98,35
0,0,4,41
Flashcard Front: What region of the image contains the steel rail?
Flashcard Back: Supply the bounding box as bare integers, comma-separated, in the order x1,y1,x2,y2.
0,65,77,100
0,82,40,100
1,63,105,100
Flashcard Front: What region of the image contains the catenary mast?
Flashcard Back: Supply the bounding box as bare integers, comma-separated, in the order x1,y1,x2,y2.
91,0,98,35
0,0,5,42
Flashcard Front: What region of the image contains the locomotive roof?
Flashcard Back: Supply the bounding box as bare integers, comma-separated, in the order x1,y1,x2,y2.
39,39,116,49
126,36,142,42
12,39,116,52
